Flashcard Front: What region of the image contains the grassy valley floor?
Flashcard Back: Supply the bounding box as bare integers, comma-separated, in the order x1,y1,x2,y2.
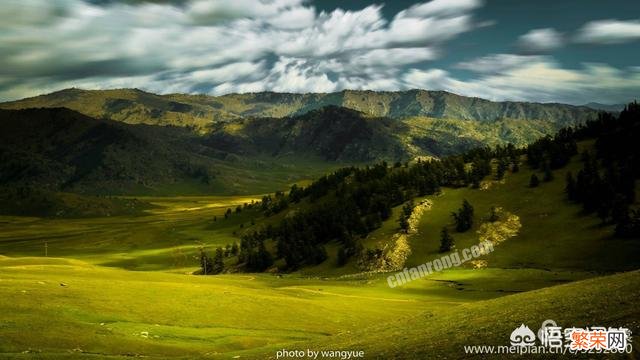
0,153,638,358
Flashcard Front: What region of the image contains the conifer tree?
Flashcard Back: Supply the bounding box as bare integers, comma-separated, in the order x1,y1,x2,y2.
529,174,540,188
543,163,554,182
212,247,224,274
452,200,474,232
565,172,576,201
199,249,213,275
439,227,454,253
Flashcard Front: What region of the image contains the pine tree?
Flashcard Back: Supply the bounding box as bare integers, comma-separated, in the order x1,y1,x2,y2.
611,196,630,224
543,163,554,182
403,200,414,217
309,244,328,265
470,172,481,189
469,157,491,188
452,199,474,232
212,247,224,274
289,184,303,203
439,227,454,253
199,249,213,275
337,246,349,267
565,172,577,201
462,199,474,219
496,158,508,180
398,201,413,233
529,174,540,188
231,242,239,256
249,241,273,271
615,210,640,238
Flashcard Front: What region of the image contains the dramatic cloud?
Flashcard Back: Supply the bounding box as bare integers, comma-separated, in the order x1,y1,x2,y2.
405,54,640,105
0,0,485,100
575,19,640,44
0,0,638,104
517,28,563,53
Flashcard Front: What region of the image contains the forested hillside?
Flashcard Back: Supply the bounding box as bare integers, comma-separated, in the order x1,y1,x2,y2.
207,102,640,273
0,104,580,196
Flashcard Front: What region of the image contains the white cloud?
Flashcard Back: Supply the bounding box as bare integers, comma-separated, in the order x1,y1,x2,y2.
186,0,305,24
399,0,482,18
0,0,487,101
190,61,264,83
389,0,481,44
387,14,474,44
266,6,316,30
404,55,640,105
1,1,638,106
518,28,563,52
456,54,545,74
402,68,452,90
274,6,388,57
575,19,640,44
268,58,336,93
212,57,336,94
350,48,438,68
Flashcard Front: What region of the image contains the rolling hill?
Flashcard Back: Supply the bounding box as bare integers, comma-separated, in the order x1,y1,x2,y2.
0,107,416,195
302,270,640,360
0,107,344,196
0,136,637,357
0,105,572,196
0,107,221,194
0,89,602,198
0,103,637,358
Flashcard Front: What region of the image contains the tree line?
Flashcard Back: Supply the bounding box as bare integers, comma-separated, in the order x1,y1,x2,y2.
563,103,640,237
200,101,639,274
226,144,522,271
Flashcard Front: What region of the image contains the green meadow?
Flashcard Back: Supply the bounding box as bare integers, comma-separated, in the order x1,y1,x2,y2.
0,146,638,358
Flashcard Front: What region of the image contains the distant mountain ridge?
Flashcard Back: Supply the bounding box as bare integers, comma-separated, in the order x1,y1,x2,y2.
0,105,566,194
0,89,606,195
0,107,426,194
582,102,626,112
0,107,220,194
0,88,599,130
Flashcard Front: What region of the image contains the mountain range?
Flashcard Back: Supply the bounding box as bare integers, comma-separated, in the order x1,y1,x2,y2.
1,88,598,129
0,89,602,195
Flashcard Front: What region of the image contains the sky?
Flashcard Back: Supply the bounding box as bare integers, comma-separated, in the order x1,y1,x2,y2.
1,0,639,104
